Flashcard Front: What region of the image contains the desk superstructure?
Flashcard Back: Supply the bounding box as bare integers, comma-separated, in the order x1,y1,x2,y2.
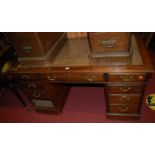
8,33,154,120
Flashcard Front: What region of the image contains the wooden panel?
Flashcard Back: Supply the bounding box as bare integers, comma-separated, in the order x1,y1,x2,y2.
89,51,132,66
108,104,139,114
67,32,87,39
17,33,67,67
8,32,66,59
45,83,70,110
108,94,141,104
37,32,64,51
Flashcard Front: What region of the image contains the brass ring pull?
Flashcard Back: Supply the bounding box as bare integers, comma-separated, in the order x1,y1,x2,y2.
33,93,41,98
118,105,129,112
101,39,116,48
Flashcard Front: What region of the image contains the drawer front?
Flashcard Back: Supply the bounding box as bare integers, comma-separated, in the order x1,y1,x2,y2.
88,32,131,53
108,94,141,104
108,104,138,114
11,38,43,57
14,74,41,81
44,73,104,83
108,74,146,82
19,81,44,89
107,85,143,94
23,89,50,100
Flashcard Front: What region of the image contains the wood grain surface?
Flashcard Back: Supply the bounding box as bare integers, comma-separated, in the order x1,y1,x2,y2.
67,32,87,39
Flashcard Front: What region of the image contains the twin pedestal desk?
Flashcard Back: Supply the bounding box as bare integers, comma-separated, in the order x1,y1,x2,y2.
8,34,154,120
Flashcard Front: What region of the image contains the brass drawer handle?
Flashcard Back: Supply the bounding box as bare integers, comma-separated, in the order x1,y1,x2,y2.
120,75,133,82
101,39,116,48
22,46,32,53
118,105,129,112
47,75,57,81
84,75,97,82
27,83,37,88
22,74,31,79
119,87,132,92
119,95,130,101
86,78,94,82
33,93,41,98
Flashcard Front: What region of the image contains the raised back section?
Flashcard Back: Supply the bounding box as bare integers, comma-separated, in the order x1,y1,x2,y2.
67,32,87,39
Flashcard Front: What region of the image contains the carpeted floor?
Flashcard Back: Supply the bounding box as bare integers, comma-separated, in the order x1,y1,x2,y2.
0,52,155,123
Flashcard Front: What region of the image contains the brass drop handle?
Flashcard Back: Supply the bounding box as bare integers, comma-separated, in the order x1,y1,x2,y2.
84,75,97,82
118,105,129,112
120,87,132,92
101,39,116,48
22,74,31,79
119,95,130,101
47,75,57,81
86,78,94,82
120,75,133,82
27,83,37,88
22,46,32,53
33,93,41,98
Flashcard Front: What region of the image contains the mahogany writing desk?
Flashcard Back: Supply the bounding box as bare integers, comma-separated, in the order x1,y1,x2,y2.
8,34,154,120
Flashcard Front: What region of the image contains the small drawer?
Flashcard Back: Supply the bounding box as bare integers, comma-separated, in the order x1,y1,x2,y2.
108,74,146,82
19,81,44,89
107,85,143,94
44,73,104,83
14,74,41,81
23,89,50,100
108,94,141,104
88,32,131,54
108,104,139,114
12,38,44,57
